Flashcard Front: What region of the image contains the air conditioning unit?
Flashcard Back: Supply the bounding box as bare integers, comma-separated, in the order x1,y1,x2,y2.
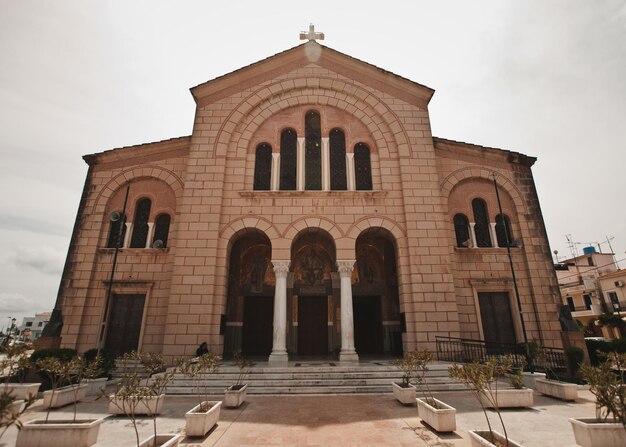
615,280,625,288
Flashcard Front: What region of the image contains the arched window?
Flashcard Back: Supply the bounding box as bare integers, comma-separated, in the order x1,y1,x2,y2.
495,214,513,248
472,198,492,247
305,110,321,190
130,198,151,248
253,143,272,190
453,214,470,247
106,212,126,248
153,213,171,248
280,128,297,190
354,143,373,190
329,128,347,190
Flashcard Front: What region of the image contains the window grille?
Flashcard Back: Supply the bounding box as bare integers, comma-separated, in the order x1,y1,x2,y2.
472,198,492,247
305,111,322,190
495,214,512,247
253,143,272,190
280,128,297,190
329,128,347,190
453,214,470,247
154,214,171,248
354,143,373,190
130,198,151,248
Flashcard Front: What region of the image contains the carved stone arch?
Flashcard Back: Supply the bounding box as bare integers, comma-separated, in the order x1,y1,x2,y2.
282,216,344,242
219,215,281,255
345,215,406,242
214,76,412,160
441,167,527,214
94,165,184,214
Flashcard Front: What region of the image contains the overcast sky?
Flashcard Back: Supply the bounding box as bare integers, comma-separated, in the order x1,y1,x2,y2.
1,0,625,328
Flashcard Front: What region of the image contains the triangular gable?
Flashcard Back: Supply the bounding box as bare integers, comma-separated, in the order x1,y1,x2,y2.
191,42,435,108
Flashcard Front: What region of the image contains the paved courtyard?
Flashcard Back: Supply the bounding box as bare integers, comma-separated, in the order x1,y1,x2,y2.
3,389,598,446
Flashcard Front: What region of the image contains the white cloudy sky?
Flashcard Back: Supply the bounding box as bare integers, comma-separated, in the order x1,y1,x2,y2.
1,1,625,327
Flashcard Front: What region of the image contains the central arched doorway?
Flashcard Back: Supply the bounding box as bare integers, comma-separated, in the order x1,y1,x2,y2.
223,230,274,359
290,229,336,358
353,228,403,357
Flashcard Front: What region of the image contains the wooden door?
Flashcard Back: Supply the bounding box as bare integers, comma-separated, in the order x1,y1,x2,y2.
298,296,328,356
478,292,517,351
353,296,383,355
242,296,274,357
105,294,145,356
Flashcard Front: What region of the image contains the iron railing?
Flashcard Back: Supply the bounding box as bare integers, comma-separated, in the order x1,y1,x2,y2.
435,336,567,373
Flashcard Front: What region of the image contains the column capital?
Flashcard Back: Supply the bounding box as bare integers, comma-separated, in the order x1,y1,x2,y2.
336,260,356,276
272,260,291,276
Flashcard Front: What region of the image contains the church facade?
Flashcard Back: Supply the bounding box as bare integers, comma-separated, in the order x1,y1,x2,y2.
52,40,563,363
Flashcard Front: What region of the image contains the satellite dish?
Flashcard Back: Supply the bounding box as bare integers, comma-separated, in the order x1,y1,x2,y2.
152,239,164,249
109,211,122,222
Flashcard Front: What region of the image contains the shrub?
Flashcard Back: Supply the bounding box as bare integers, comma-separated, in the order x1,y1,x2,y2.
586,340,612,366
564,346,585,376
610,337,626,353
83,348,115,378
30,348,77,363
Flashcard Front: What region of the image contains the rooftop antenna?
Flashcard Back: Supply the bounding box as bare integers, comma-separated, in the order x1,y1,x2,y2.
566,234,578,259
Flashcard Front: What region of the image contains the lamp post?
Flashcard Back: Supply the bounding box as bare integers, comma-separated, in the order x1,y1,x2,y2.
10,318,16,337
492,172,532,372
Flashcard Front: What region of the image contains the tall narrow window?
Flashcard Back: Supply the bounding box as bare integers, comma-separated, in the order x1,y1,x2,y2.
495,214,512,247
329,128,347,190
472,198,492,247
280,128,297,190
130,198,151,248
305,110,322,190
354,143,373,190
106,212,126,248
453,214,470,247
153,214,171,248
253,143,272,190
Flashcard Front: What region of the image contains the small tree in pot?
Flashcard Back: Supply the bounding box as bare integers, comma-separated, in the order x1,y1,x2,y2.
391,351,419,404
0,345,40,400
224,351,252,408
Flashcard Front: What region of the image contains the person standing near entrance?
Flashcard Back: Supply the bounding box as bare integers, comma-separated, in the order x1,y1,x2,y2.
196,341,209,357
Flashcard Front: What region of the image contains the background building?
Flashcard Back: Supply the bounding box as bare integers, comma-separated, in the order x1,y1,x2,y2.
18,311,51,341
47,40,563,362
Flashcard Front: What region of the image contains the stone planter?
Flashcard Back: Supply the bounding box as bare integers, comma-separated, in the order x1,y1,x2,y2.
3,382,41,400
1,399,25,423
416,397,456,432
224,384,248,408
84,377,108,396
138,434,181,447
391,382,416,405
16,417,106,447
521,371,545,389
108,393,165,415
569,417,626,447
478,388,534,408
535,378,578,401
42,383,88,409
469,430,523,447
185,401,222,437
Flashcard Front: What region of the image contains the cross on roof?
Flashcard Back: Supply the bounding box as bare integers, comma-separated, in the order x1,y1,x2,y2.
300,23,324,42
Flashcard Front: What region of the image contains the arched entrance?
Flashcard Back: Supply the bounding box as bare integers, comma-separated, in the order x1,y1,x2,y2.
290,229,336,358
354,228,402,357
223,230,274,359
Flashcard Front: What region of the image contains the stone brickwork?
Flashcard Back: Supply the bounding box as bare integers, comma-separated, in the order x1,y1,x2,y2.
57,42,562,360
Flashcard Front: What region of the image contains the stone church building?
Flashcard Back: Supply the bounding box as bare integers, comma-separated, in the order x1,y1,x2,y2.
50,37,563,363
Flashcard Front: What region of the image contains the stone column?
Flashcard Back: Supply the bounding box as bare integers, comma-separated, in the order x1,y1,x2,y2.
469,223,477,248
297,137,305,191
346,153,356,191
337,260,359,363
145,222,155,248
321,137,330,191
271,153,280,191
123,222,133,248
269,260,290,365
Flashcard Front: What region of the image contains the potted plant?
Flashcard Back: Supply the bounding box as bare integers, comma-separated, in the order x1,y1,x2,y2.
179,352,222,437
449,356,523,447
17,355,106,447
391,350,418,405
569,352,626,447
534,347,578,401
107,351,179,447
478,365,534,409
83,348,115,396
0,389,34,440
224,351,252,408
414,349,457,432
0,344,41,400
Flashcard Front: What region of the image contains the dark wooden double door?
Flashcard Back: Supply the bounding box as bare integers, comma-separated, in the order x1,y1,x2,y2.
478,292,517,351
105,293,145,357
353,295,383,355
298,296,328,357
242,296,274,357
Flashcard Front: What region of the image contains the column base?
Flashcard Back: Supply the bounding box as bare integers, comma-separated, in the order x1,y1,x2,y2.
339,350,359,363
268,351,289,366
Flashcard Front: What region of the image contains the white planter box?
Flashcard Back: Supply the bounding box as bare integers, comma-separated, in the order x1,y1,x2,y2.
108,393,165,415
84,377,108,396
42,383,88,409
16,417,106,447
391,382,416,405
1,399,25,423
224,384,248,408
569,417,626,447
469,430,523,447
3,382,41,400
535,378,578,401
478,388,534,408
138,434,181,447
185,401,222,437
521,372,545,389
416,397,456,432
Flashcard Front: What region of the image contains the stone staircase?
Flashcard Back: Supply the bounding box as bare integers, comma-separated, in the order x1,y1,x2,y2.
161,360,468,395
